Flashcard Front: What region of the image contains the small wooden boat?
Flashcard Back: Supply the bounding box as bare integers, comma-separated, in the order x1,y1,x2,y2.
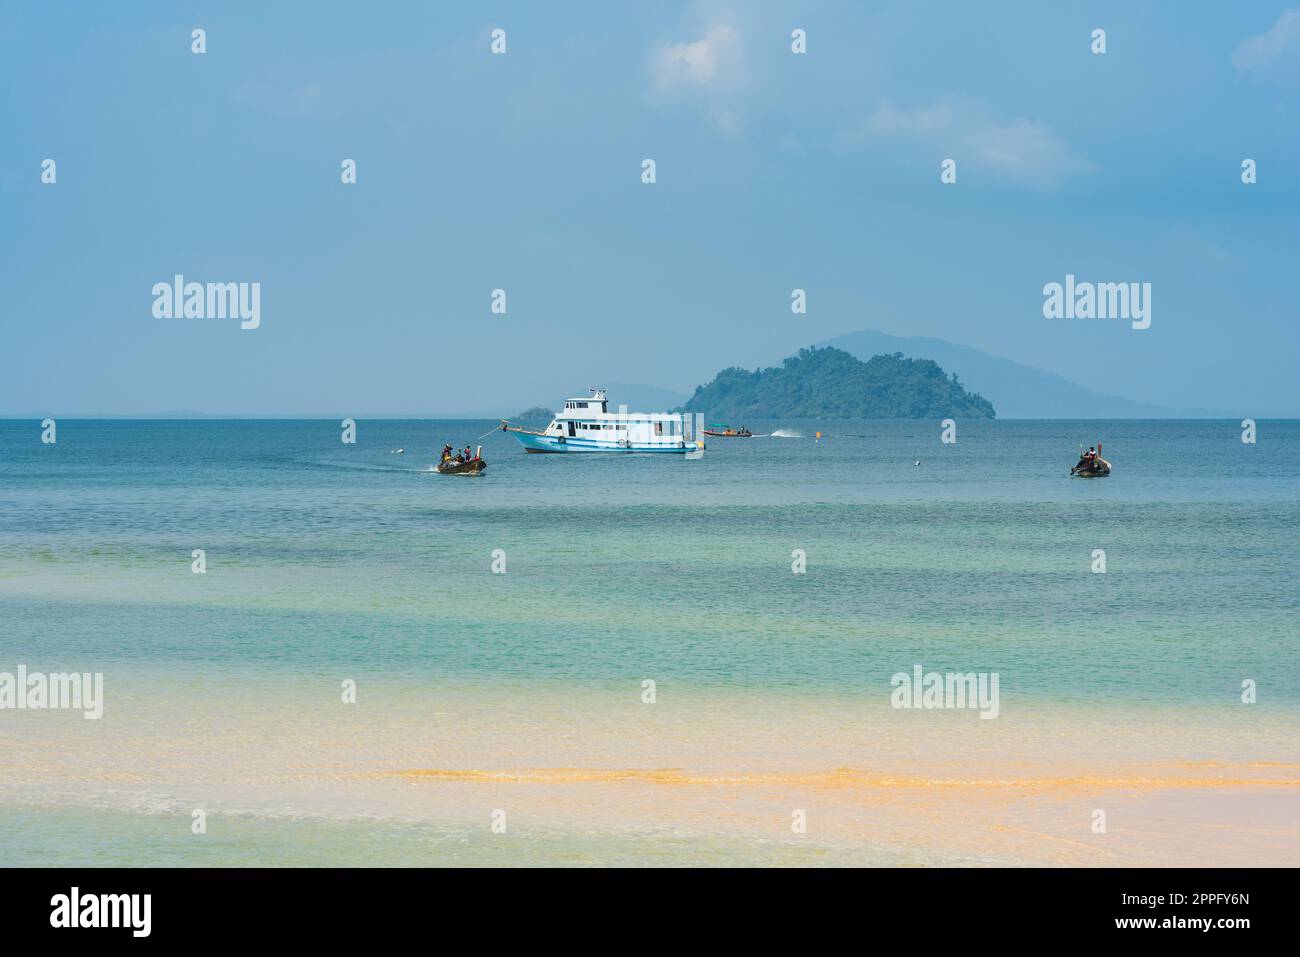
436,457,487,475
1070,442,1111,478
702,427,753,438
1071,461,1110,478
436,445,487,475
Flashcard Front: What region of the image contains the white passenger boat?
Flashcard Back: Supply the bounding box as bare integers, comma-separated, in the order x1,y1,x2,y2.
502,390,703,454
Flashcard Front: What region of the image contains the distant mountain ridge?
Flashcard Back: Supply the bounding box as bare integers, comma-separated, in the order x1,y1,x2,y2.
818,329,1227,418
677,347,995,419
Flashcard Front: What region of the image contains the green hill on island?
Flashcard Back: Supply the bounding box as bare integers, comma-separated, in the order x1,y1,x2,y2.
514,406,555,422
676,347,996,419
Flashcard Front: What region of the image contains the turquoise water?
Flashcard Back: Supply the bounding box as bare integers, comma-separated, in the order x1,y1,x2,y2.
2,419,1296,699
0,805,959,868
1,418,1297,866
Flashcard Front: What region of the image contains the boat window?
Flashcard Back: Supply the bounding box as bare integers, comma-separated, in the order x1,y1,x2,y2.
655,422,663,435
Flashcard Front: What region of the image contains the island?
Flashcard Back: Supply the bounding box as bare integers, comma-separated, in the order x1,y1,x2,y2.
513,406,555,422
675,347,996,419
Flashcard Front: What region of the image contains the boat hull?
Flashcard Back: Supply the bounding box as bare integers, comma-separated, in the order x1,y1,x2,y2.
510,430,695,454
436,459,487,475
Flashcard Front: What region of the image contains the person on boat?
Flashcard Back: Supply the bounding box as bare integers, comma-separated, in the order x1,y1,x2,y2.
463,446,473,462
1075,446,1105,473
441,444,453,463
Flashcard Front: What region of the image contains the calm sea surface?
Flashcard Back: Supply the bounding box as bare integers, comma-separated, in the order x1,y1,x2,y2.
1,418,1296,865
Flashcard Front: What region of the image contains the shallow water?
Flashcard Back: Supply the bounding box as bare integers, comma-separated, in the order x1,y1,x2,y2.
1,419,1296,865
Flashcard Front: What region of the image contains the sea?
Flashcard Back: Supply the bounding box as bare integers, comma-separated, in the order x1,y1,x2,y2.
1,418,1296,866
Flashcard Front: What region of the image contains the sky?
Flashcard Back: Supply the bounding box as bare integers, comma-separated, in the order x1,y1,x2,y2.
3,1,1298,416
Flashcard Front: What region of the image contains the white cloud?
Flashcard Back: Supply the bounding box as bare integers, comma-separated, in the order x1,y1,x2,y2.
650,24,746,134
846,97,1091,189
1233,6,1300,79
653,24,742,89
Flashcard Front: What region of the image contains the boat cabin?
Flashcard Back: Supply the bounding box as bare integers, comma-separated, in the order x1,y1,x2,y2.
560,390,608,415
540,388,691,443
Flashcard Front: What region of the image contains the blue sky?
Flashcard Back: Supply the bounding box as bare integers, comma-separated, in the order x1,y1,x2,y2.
3,1,1298,415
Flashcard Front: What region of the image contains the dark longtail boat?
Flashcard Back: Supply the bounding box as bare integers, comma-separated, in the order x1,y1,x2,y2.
436,444,487,475
1070,442,1111,478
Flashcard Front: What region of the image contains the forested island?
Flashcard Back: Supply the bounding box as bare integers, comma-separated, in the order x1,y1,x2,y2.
514,406,555,422
676,347,996,419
